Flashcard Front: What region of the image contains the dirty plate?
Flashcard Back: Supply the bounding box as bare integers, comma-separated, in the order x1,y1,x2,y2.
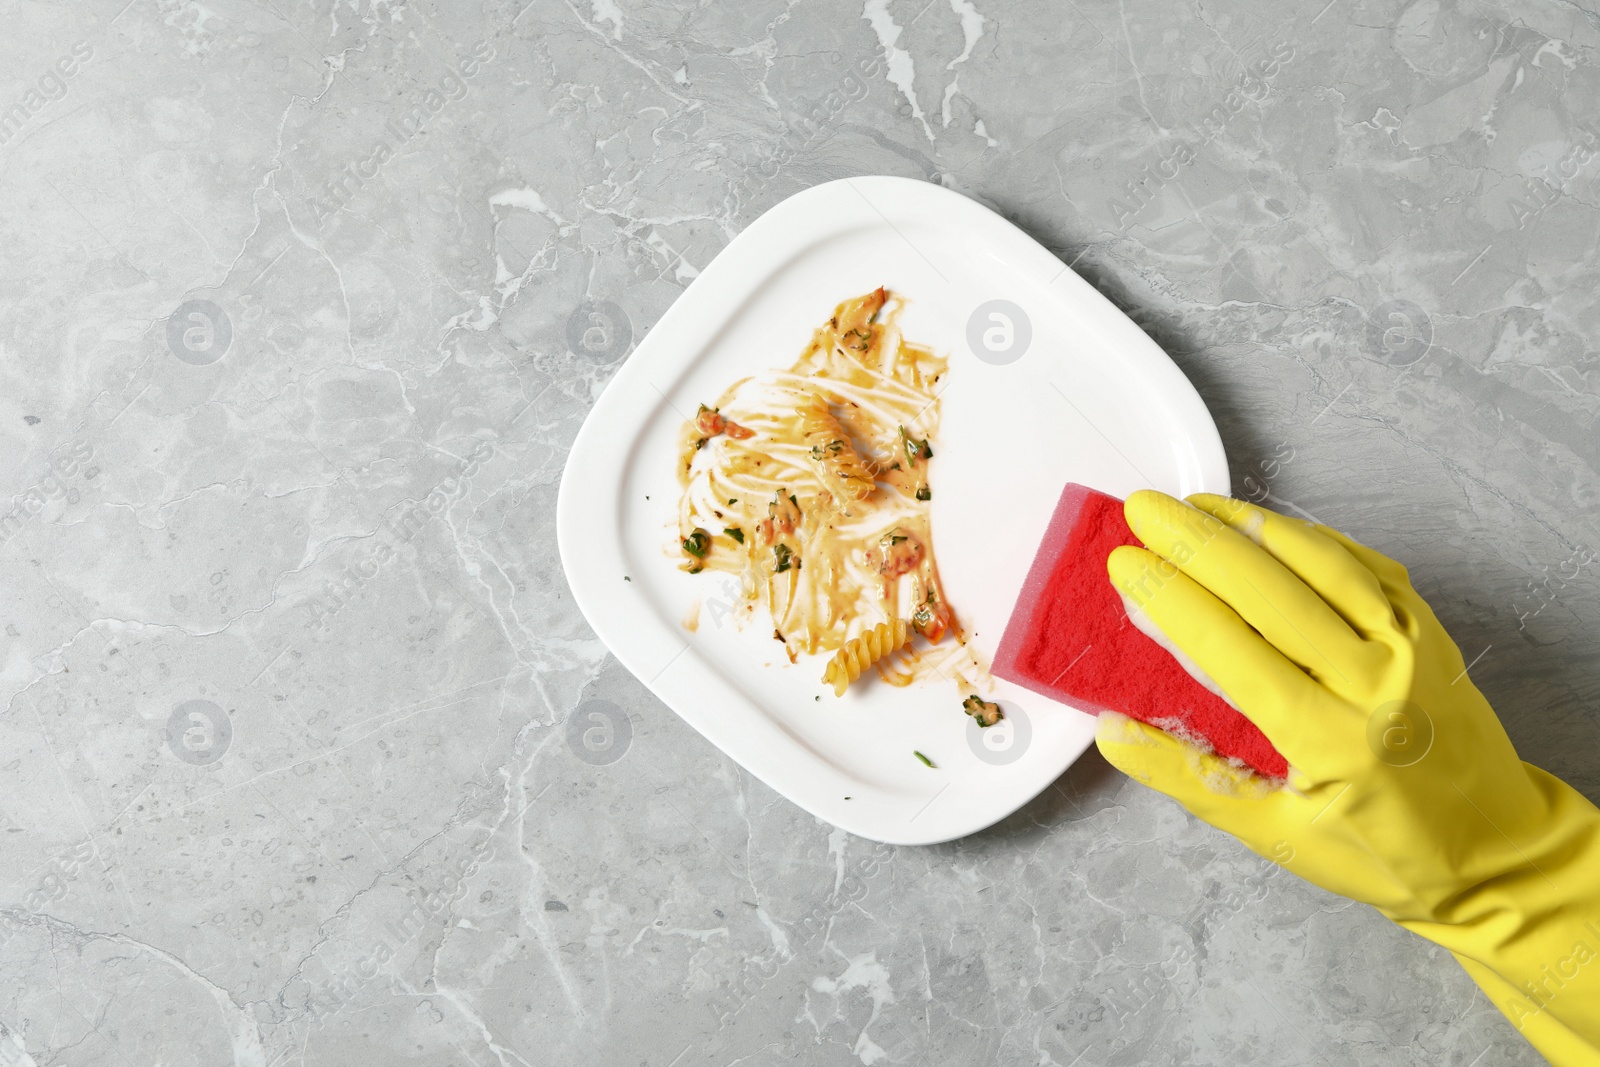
556,176,1228,845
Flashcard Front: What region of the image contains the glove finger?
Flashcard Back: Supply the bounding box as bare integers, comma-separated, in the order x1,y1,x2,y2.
1312,524,1436,628
1108,544,1337,769
1185,494,1397,636
1312,524,1412,589
1314,523,1475,678
1095,711,1281,836
1123,490,1372,689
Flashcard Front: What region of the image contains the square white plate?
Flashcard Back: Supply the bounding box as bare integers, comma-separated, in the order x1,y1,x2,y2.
557,176,1229,845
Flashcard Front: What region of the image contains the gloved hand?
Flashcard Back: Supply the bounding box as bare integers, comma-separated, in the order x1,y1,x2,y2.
1093,490,1600,1066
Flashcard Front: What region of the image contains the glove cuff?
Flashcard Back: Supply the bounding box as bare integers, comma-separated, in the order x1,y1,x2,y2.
1398,766,1600,1062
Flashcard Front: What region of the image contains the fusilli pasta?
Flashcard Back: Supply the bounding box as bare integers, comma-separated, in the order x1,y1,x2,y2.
822,619,910,696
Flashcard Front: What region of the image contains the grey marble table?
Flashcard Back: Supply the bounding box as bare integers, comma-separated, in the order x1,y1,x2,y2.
2,0,1596,1063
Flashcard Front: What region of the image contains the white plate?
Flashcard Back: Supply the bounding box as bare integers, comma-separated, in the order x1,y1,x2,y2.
557,177,1229,845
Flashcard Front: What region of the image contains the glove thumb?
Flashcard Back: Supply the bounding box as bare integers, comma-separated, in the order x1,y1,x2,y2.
1094,711,1279,831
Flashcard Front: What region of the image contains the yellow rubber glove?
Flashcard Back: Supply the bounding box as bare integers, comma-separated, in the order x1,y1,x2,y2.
1093,490,1600,1066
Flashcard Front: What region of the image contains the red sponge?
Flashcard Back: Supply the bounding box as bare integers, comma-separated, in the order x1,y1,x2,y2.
993,483,1287,779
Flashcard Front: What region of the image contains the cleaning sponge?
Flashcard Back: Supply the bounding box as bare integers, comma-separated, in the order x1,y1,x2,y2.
992,483,1288,779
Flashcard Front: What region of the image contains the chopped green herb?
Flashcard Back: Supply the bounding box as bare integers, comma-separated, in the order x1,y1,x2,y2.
914,750,934,768
915,486,931,501
623,576,630,582
773,543,795,573
899,425,932,464
769,489,798,518
725,526,745,544
728,498,738,506
682,528,710,558
694,437,708,450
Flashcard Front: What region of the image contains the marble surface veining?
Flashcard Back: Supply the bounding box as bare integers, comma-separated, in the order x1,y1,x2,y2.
2,0,1597,1063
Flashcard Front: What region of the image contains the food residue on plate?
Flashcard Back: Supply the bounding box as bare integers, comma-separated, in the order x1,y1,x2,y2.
962,694,1003,727
673,287,990,718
